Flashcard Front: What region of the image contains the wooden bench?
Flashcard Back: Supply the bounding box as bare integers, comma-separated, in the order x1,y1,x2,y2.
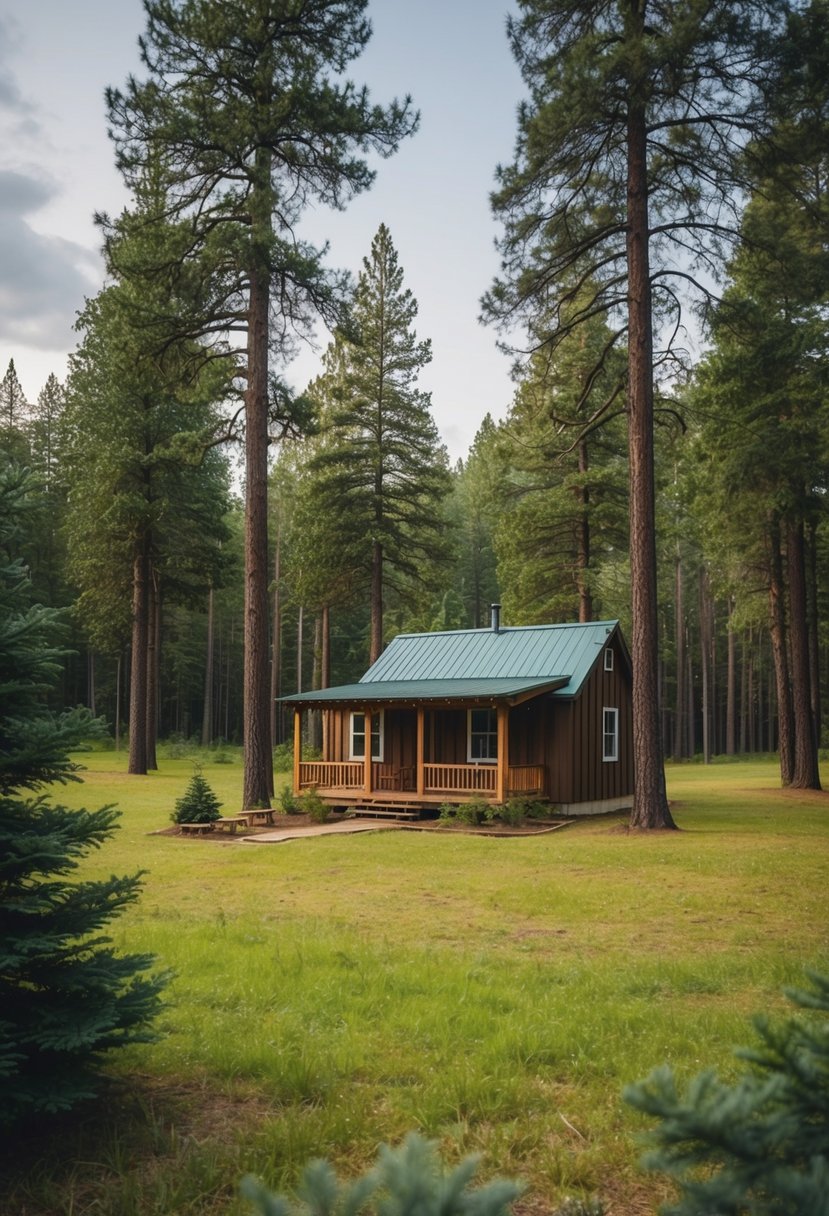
215,816,250,835
240,808,275,827
179,822,215,835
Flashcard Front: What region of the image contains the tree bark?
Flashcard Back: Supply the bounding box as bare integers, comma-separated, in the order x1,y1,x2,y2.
624,50,675,829
787,518,821,789
202,584,215,747
672,556,685,761
128,544,149,775
145,566,159,771
242,160,274,808
269,527,282,748
576,439,593,622
726,598,736,755
767,516,794,784
370,539,383,665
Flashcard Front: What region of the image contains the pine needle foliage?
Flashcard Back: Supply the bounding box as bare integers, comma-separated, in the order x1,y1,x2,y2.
625,970,829,1215
241,1132,520,1216
0,460,166,1128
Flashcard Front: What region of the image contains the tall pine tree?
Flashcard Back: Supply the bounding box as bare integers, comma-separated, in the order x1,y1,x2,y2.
104,0,416,808
309,224,452,662
484,0,791,829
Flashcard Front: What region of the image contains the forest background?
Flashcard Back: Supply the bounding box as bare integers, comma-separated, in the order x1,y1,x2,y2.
2,0,828,797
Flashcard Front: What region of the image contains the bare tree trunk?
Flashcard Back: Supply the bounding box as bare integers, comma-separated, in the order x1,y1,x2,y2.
128,545,149,775
115,651,122,752
370,539,383,665
310,614,322,751
88,650,96,717
699,569,711,764
726,598,736,755
807,520,821,749
269,528,282,748
321,603,331,690
788,518,821,789
146,567,159,771
297,605,304,694
767,517,794,784
201,584,215,747
673,556,685,761
625,66,674,829
576,439,593,622
242,155,274,808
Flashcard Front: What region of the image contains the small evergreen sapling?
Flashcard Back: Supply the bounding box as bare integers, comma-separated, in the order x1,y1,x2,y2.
625,971,829,1215
172,765,223,825
241,1132,520,1216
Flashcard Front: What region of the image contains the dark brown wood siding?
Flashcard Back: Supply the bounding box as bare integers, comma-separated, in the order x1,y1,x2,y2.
547,643,633,804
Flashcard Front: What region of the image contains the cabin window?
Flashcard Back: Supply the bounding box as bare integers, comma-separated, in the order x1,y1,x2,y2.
350,710,383,761
603,707,619,762
468,708,498,762
604,647,614,672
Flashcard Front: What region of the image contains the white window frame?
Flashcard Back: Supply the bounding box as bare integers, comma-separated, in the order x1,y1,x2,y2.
603,707,619,762
349,710,384,761
604,647,614,672
467,707,498,763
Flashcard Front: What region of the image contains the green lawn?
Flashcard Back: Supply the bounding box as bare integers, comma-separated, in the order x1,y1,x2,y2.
4,752,828,1215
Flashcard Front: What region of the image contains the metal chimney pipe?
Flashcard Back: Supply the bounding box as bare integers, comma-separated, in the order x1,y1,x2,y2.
491,603,501,633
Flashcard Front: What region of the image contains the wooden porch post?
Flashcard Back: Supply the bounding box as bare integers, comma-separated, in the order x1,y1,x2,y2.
496,704,509,803
293,708,302,794
416,707,425,796
363,708,372,796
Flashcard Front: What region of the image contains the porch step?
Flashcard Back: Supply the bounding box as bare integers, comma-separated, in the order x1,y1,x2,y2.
348,801,422,821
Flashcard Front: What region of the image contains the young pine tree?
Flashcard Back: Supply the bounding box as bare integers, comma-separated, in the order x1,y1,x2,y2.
626,971,829,1215
0,461,165,1127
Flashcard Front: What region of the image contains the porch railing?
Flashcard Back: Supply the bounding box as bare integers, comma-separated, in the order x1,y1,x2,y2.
297,760,546,799
298,761,363,789
423,763,497,794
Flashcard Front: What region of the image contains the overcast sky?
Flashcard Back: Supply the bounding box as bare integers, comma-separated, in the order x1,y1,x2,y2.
0,0,525,461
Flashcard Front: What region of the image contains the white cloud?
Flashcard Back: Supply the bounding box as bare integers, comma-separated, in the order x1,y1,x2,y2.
0,167,101,350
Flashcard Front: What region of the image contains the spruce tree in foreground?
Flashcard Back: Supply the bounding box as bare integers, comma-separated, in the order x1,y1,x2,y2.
0,461,165,1127
626,972,829,1215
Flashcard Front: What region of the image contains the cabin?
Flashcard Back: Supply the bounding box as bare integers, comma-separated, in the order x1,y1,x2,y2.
282,611,634,818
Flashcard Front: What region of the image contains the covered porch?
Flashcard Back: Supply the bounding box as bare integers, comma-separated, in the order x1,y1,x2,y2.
288,692,555,812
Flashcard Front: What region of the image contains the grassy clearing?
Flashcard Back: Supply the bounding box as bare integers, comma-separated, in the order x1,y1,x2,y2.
2,752,828,1215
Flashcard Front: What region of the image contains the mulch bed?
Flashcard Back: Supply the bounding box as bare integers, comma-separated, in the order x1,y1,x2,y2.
153,813,571,841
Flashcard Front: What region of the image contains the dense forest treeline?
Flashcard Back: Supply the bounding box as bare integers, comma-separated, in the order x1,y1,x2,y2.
2,0,827,807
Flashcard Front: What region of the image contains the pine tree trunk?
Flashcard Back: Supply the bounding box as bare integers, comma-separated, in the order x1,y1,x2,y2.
787,518,821,789
370,539,383,664
321,603,331,690
88,650,96,717
726,598,736,755
807,521,821,748
576,440,593,622
699,569,711,764
269,528,281,748
767,517,794,783
145,568,159,771
625,80,674,828
242,173,274,808
128,545,149,775
310,614,322,751
297,605,304,694
673,556,685,761
202,584,215,747
115,651,122,751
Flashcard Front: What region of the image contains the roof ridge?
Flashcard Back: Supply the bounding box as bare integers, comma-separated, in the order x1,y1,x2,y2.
389,619,619,641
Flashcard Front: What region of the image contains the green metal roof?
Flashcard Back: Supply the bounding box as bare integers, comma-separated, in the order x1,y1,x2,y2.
282,676,570,706
281,620,625,706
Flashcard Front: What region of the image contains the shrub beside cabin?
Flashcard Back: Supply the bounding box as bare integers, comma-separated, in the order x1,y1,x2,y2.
282,613,633,817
